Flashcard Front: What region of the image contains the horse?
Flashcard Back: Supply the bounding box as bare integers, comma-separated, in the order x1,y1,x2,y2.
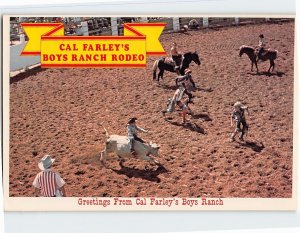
239,45,278,73
152,51,201,81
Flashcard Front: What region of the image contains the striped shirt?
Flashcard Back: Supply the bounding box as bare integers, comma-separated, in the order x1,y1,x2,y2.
33,170,65,197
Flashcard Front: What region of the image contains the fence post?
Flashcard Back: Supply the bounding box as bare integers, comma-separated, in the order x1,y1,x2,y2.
20,34,25,43
235,17,239,25
81,21,89,36
173,17,180,31
111,17,118,36
203,17,209,27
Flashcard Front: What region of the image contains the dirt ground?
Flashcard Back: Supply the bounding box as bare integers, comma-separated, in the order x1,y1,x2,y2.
9,21,294,197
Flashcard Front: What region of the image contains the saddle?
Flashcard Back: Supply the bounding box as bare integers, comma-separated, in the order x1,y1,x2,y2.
164,57,176,66
173,55,183,68
165,55,183,68
255,47,274,57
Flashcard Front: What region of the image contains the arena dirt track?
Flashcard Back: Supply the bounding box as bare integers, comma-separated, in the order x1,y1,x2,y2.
9,21,294,197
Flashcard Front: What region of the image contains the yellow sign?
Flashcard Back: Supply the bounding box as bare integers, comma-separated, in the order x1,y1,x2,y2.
21,22,166,68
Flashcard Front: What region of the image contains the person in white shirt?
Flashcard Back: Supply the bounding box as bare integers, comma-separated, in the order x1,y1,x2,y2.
127,118,148,155
170,42,182,74
257,34,265,62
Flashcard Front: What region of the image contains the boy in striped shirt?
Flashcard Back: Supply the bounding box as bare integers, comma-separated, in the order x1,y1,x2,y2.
33,154,66,197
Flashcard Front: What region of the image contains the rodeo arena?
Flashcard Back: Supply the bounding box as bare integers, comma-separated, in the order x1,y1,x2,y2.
9,17,294,198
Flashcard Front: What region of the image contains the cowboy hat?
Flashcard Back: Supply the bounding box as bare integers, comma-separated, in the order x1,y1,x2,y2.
234,101,242,108
38,155,55,170
128,117,138,124
184,69,192,74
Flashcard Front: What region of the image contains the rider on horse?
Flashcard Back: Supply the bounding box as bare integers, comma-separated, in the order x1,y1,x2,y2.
170,42,183,74
256,34,265,62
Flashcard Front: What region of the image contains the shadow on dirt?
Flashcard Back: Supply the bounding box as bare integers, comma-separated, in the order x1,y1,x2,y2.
247,71,285,77
192,113,213,121
10,66,47,84
197,87,213,92
160,83,178,91
166,119,205,134
111,164,168,183
239,141,265,152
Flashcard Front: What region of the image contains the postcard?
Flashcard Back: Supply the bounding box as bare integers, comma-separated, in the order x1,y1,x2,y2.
3,15,296,211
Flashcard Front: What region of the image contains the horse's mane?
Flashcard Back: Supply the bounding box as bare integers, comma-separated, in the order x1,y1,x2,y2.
240,45,255,50
184,52,192,55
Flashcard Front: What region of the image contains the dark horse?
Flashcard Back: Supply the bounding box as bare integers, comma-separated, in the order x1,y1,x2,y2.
152,51,201,81
239,45,278,73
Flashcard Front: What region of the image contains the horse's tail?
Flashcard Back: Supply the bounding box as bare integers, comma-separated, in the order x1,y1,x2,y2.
275,50,279,59
268,49,278,60
99,122,109,139
152,59,159,80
